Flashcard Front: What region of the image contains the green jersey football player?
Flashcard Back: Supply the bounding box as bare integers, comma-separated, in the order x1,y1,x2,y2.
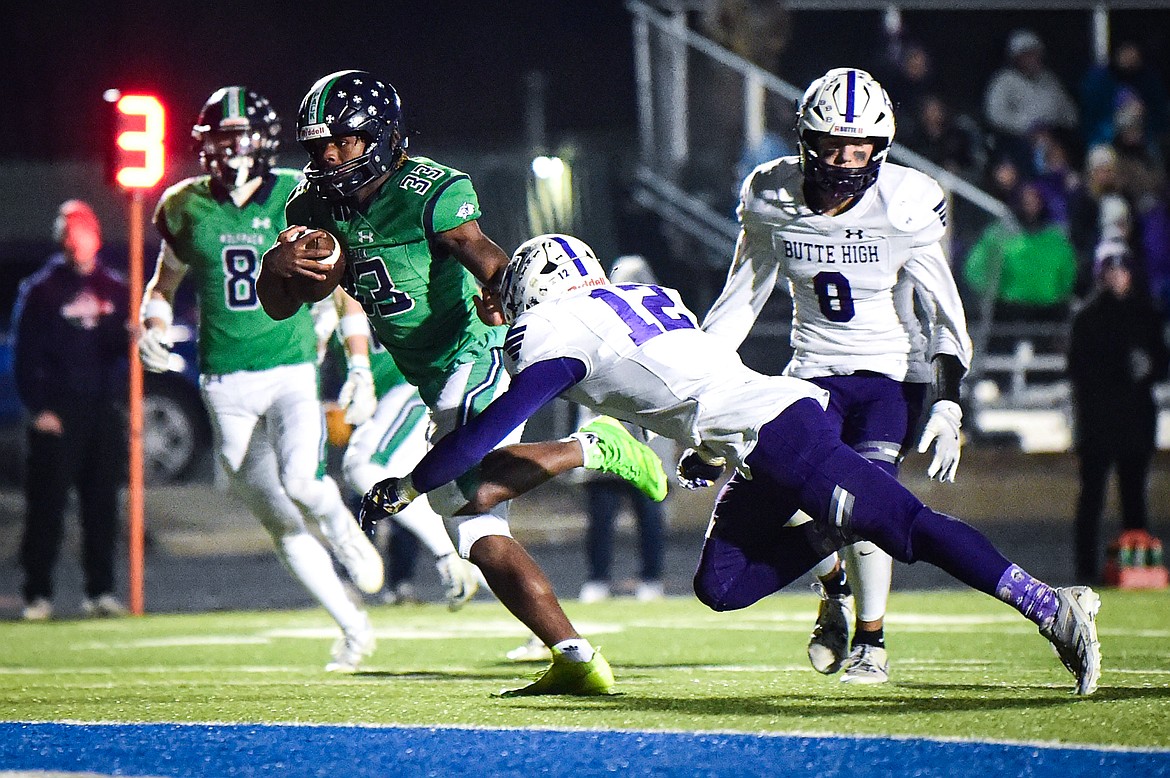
137,86,383,672
258,70,665,696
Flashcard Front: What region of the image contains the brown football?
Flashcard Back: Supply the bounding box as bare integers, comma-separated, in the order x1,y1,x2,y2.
284,249,347,304
303,229,339,264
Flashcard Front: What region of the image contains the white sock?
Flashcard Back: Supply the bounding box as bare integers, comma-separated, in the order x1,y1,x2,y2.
843,541,893,623
277,532,365,631
552,638,595,663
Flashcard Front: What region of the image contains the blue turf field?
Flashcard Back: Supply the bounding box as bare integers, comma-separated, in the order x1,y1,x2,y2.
4,722,1169,777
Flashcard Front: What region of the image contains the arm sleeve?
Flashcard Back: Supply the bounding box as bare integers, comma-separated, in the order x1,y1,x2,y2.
903,241,974,370
700,224,781,349
411,357,587,493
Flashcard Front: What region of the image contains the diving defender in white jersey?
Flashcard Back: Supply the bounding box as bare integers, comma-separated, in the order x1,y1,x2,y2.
702,68,973,684
358,233,1101,696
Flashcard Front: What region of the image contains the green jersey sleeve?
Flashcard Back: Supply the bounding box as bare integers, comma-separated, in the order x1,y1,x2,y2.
427,176,481,235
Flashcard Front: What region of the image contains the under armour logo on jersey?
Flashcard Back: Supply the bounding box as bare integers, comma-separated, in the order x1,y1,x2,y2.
844,229,865,239
252,217,271,230
357,229,375,243
456,202,475,219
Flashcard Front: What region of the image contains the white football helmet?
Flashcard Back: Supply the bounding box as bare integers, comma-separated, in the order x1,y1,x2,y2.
797,68,896,201
499,234,608,323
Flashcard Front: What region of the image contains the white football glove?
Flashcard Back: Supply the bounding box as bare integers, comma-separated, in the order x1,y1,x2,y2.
435,552,480,611
917,400,963,482
137,327,172,373
338,365,377,425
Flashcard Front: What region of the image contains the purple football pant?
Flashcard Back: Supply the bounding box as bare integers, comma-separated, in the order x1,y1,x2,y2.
694,399,1012,611
811,372,926,474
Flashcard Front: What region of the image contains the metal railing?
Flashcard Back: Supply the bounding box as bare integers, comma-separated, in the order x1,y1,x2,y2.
626,3,1031,367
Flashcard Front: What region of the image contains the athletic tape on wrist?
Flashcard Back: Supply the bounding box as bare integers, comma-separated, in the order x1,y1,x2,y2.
338,312,369,340
142,297,173,327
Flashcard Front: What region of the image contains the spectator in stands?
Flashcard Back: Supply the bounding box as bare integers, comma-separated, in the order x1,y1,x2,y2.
1031,127,1080,230
1068,144,1136,296
11,200,129,621
1067,236,1169,583
877,40,937,123
1080,40,1169,153
1138,193,1170,318
964,181,1079,326
901,93,978,179
986,154,1024,206
983,29,1079,177
1112,97,1167,214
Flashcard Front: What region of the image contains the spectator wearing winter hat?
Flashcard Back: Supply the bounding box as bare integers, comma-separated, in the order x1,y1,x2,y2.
1067,237,1169,583
983,28,1079,177
1069,144,1138,296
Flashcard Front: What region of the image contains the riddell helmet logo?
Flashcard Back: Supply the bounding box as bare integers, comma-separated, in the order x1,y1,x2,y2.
566,277,607,293
299,123,330,141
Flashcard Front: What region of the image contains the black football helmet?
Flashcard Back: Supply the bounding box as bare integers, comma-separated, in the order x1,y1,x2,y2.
296,70,407,200
192,86,281,190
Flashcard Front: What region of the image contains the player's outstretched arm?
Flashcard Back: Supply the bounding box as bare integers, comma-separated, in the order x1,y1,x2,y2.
435,220,510,290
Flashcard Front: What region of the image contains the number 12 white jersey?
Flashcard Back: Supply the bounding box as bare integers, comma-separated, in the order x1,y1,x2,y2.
504,282,827,470
703,157,972,383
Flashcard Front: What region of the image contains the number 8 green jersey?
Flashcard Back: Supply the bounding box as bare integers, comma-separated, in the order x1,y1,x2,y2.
153,170,316,375
285,156,505,404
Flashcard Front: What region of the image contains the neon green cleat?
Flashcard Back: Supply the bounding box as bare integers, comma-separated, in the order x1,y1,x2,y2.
497,648,616,697
576,416,668,502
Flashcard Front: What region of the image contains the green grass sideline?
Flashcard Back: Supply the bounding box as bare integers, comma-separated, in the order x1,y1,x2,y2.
2,590,1166,747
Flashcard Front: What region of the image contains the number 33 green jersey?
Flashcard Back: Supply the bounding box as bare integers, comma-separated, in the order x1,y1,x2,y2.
153,170,316,374
285,156,504,403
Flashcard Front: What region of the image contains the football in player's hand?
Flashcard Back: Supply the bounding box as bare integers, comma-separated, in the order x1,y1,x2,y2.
296,228,341,267
283,230,345,304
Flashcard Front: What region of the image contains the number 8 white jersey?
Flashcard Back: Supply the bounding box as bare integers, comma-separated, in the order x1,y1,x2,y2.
505,282,827,469
703,157,972,383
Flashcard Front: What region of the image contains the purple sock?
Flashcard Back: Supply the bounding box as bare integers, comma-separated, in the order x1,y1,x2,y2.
996,564,1058,627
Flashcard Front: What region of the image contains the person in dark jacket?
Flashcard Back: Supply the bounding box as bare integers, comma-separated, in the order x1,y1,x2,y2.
1067,235,1170,583
11,200,129,620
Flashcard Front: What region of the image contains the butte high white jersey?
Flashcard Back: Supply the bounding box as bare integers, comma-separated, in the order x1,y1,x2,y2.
703,157,972,383
505,282,827,470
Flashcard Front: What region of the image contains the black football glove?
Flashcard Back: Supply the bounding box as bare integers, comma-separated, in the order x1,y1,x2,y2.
358,476,416,540
676,448,726,490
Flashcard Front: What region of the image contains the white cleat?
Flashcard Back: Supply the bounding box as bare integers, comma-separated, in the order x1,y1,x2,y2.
330,521,385,595
436,553,480,611
808,583,852,674
325,613,376,673
840,645,889,684
578,580,611,603
21,598,53,621
81,593,129,618
505,634,553,662
1039,586,1101,696
635,580,665,602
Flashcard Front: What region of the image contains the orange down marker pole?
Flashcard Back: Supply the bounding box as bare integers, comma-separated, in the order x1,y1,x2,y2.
109,90,166,615
126,191,146,615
